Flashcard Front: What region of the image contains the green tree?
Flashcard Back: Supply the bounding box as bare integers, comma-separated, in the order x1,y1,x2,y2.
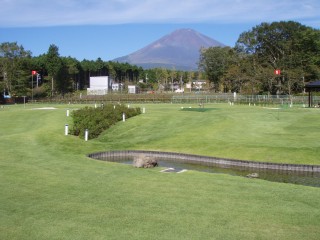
0,42,31,96
45,44,62,96
80,59,96,88
199,46,236,92
236,21,320,94
63,57,81,91
107,62,116,77
56,57,80,94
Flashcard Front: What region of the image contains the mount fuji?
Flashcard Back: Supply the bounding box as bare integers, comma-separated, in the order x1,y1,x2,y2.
113,28,225,70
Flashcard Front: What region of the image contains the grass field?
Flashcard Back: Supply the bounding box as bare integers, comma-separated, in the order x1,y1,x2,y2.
0,103,320,239
98,103,320,165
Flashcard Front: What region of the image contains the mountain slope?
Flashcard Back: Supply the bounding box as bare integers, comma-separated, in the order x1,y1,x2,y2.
114,28,225,70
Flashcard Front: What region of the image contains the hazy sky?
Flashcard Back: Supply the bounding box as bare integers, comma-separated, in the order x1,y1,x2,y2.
0,0,319,60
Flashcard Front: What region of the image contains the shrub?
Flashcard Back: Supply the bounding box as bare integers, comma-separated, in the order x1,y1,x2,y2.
70,104,141,139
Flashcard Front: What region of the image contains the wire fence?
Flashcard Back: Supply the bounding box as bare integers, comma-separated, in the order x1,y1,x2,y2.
30,92,320,107
172,94,320,107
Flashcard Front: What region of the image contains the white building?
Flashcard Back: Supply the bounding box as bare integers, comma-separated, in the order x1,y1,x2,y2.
87,76,109,95
128,85,137,94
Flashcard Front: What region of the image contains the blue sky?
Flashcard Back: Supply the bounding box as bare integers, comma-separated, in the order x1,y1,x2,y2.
0,0,319,61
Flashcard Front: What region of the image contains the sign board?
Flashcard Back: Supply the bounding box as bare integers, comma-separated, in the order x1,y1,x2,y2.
87,76,109,95
89,76,109,88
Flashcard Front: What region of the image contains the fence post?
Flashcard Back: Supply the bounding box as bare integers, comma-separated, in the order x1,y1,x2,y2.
65,124,68,135
85,129,89,141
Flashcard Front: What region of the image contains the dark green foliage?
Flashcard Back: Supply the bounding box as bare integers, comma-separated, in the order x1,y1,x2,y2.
234,21,320,94
71,104,141,139
0,42,32,96
198,21,320,94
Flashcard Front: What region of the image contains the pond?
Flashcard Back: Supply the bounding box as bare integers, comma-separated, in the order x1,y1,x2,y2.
157,159,320,187
90,153,320,188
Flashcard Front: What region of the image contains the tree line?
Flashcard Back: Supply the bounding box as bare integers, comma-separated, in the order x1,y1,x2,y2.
0,42,203,98
199,21,320,95
1,20,319,99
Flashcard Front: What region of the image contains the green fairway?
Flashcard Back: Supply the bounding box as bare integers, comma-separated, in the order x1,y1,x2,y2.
1,103,320,240
98,103,320,165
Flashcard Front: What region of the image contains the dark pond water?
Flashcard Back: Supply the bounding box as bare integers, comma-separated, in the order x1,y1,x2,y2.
102,157,320,188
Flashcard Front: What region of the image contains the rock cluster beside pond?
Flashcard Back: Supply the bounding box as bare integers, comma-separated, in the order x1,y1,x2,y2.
246,173,259,178
133,155,158,168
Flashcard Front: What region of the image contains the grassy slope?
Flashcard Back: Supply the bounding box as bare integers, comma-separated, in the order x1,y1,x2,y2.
0,104,319,240
99,104,320,164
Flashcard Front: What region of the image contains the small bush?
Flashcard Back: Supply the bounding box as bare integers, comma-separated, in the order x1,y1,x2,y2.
70,104,141,139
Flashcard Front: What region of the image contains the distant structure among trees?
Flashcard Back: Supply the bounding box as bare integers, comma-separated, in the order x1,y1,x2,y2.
87,76,110,95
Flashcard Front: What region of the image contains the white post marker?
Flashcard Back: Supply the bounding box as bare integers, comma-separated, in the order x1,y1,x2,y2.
122,113,126,122
95,103,97,108
85,129,89,141
65,124,69,135
142,107,145,114
66,109,69,117
23,96,26,108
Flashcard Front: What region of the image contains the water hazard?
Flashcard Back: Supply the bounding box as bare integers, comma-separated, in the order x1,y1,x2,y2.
94,156,320,188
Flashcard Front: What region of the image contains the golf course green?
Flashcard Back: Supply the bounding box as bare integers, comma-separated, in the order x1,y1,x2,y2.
1,103,319,239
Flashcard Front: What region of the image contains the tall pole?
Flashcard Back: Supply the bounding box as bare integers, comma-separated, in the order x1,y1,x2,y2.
32,74,33,102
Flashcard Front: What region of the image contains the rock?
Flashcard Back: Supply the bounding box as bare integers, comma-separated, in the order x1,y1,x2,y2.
133,155,158,168
246,173,259,178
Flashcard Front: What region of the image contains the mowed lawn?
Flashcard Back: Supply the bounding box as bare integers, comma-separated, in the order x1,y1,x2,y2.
99,103,320,165
0,103,320,240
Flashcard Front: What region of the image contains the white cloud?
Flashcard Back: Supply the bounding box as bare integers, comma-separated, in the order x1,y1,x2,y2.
0,0,319,27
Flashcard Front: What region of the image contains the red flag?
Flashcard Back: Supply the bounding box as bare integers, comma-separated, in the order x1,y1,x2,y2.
274,69,281,75
32,70,37,75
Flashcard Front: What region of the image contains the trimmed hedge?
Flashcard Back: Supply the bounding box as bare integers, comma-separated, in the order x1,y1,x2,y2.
71,104,141,139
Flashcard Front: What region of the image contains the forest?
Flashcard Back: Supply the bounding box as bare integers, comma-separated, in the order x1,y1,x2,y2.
1,21,319,99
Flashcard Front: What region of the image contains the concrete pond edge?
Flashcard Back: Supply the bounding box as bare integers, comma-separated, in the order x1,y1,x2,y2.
87,150,320,173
